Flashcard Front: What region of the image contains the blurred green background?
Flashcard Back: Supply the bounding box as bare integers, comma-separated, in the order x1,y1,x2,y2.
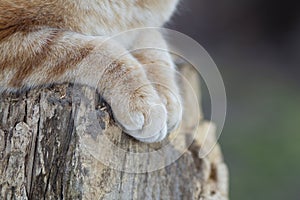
168,0,300,199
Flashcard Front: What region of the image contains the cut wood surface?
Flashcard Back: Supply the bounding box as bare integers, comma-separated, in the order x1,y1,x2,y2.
0,64,229,200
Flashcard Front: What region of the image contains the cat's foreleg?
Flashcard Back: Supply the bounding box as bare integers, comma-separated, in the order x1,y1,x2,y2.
0,28,168,142
132,30,182,132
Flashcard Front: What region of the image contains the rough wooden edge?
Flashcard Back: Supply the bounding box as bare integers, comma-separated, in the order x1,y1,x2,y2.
0,65,229,200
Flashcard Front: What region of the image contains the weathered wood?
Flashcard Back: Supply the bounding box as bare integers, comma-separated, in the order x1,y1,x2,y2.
0,65,228,200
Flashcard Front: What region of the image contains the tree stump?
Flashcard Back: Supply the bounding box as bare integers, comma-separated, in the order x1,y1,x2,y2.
0,64,229,200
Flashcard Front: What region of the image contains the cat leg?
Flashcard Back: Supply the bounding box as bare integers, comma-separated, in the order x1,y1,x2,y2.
0,28,167,142
132,30,183,132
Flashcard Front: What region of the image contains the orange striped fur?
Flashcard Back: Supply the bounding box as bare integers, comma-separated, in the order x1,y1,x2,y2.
0,0,182,143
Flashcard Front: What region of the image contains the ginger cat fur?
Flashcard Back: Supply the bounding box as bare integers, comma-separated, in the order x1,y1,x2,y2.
0,0,182,143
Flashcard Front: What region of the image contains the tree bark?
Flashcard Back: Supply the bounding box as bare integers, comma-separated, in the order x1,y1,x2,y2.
0,64,229,200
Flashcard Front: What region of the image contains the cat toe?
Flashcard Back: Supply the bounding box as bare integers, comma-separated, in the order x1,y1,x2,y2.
124,102,168,143
157,88,183,133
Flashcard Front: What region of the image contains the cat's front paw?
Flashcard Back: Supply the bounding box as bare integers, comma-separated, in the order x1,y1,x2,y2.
109,86,168,143
157,86,182,132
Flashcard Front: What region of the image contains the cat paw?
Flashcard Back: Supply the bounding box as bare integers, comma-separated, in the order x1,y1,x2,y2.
109,86,168,143
156,86,182,132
